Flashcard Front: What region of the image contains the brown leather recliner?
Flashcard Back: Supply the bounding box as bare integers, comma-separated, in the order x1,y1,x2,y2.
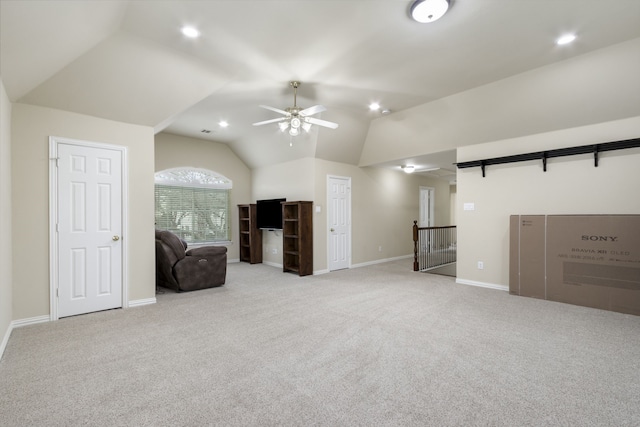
155,230,227,292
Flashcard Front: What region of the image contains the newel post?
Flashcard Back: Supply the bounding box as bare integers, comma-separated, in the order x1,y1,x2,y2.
413,221,419,271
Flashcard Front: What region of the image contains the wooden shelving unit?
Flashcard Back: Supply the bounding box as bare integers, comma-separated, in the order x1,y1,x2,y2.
282,201,313,276
238,204,262,264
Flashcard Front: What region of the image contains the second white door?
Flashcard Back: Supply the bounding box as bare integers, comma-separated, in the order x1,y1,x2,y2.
328,176,351,271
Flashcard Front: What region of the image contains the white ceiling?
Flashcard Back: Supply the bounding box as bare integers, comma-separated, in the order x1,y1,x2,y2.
2,0,640,178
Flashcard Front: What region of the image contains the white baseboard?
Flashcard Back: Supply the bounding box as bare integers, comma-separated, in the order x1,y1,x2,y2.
128,297,156,308
249,255,413,275
1,315,51,360
263,261,283,269
0,323,12,360
227,258,240,263
351,254,413,269
1,298,157,360
12,315,51,327
456,278,508,292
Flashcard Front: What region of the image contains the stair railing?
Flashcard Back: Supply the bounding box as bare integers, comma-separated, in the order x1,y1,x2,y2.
413,221,457,271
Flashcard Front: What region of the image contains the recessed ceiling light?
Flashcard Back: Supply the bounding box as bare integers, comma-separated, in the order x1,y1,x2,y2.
369,102,380,111
218,120,229,128
556,34,576,45
181,26,200,38
411,0,450,23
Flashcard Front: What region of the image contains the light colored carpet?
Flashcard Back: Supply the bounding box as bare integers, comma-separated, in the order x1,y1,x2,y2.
1,260,639,426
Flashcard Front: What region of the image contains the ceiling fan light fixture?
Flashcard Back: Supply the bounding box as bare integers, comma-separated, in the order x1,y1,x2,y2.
411,0,449,23
253,81,339,139
402,165,415,174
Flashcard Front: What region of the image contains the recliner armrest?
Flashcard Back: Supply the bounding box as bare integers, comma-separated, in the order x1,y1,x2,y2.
186,246,227,257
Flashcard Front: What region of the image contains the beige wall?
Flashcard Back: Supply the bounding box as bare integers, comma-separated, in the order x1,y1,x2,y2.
456,116,640,288
252,157,451,272
0,79,13,345
154,132,252,261
11,103,155,319
314,160,451,271
449,185,457,225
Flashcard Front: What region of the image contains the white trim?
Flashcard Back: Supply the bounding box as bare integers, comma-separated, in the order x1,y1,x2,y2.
0,325,10,359
11,315,51,327
49,136,129,319
121,146,129,308
227,258,240,263
49,139,58,320
351,254,413,269
456,278,509,292
128,298,156,308
419,186,435,227
1,315,51,359
263,261,283,269
313,269,330,275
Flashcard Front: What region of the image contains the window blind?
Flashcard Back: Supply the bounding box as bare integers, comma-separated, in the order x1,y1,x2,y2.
154,184,230,243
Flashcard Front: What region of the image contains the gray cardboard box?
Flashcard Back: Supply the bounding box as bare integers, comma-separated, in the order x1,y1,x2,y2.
509,215,546,299
509,215,640,315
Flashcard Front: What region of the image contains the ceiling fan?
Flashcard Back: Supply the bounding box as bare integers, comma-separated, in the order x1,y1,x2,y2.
252,81,339,136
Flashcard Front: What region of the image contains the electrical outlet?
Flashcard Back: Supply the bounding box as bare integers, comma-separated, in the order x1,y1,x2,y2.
477,261,484,270
378,246,382,252
272,248,278,254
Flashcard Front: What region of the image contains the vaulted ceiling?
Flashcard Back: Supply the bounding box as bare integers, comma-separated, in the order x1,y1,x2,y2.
2,0,639,176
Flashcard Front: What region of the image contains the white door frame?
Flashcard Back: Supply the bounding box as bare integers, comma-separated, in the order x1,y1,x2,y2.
327,175,352,271
49,136,129,321
419,186,435,228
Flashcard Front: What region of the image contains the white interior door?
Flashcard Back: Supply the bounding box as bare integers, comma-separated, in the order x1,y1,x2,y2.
419,187,435,252
328,176,351,271
55,141,123,318
419,186,435,227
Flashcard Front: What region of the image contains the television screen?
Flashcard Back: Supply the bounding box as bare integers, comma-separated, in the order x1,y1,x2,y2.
256,198,285,229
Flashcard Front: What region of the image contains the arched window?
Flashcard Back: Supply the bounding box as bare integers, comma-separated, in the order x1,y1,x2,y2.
154,168,232,244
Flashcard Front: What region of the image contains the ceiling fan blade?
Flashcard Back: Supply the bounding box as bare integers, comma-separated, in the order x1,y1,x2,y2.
253,117,286,126
305,117,339,129
299,104,326,117
259,104,289,116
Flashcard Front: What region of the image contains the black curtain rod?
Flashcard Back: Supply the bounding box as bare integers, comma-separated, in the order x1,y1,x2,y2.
455,137,640,177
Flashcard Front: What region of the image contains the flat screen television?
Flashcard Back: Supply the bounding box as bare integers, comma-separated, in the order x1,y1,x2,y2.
256,198,286,230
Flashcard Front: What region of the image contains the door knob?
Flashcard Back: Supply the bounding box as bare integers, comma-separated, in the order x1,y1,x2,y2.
112,235,120,241
330,228,335,232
